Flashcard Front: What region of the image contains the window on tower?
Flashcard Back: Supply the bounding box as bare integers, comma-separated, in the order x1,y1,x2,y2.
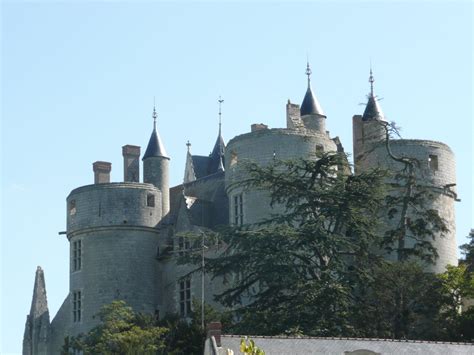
233,193,244,226
179,278,191,317
72,240,82,272
69,199,76,215
73,290,82,322
178,236,190,256
429,155,439,171
147,194,155,207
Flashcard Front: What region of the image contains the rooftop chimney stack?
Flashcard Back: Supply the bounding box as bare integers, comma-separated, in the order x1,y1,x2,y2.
207,321,222,347
122,145,141,182
93,161,111,184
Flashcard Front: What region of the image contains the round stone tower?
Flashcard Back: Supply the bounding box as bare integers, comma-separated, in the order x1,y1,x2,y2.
353,71,458,273
66,180,163,335
225,63,339,226
143,106,170,216
225,127,337,225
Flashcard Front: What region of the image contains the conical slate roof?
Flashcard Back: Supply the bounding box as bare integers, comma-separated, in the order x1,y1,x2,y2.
301,86,325,116
300,62,325,117
208,128,225,173
362,69,385,121
362,95,384,121
143,128,169,159
143,107,169,160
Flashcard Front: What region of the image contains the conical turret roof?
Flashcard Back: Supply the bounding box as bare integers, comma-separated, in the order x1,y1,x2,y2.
362,69,385,121
362,95,385,121
143,107,169,159
208,126,225,173
300,62,325,117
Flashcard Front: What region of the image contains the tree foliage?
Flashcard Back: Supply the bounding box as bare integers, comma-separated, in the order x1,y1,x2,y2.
377,121,449,263
62,301,167,355
193,153,389,336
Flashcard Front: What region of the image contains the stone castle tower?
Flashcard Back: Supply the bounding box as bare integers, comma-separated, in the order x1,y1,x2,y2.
23,65,458,354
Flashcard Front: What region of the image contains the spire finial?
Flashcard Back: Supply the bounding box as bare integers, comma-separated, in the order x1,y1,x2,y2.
152,97,157,130
305,61,312,87
186,140,191,152
369,66,375,97
218,96,224,135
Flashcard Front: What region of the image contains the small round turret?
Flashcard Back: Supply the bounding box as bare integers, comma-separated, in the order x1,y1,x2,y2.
300,62,327,133
143,106,170,216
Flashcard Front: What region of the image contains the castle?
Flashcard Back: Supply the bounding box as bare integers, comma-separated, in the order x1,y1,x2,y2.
23,65,458,354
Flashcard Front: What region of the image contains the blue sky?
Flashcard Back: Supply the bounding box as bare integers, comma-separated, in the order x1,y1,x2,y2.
1,1,472,353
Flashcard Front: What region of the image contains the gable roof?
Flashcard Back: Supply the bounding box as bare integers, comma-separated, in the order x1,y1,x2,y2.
207,335,474,355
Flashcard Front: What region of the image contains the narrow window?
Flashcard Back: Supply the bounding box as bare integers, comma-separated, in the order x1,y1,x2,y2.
230,151,238,167
429,155,438,171
73,291,82,322
69,200,76,216
233,194,244,225
316,144,324,155
72,240,82,271
147,194,155,207
178,236,190,256
179,278,191,317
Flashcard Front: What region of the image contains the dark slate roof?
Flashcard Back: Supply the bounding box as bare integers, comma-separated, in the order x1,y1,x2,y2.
143,128,168,159
300,86,325,117
191,156,212,179
212,335,474,355
208,132,226,174
362,95,385,121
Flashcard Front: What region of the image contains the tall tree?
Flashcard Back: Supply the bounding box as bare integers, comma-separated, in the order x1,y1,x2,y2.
187,153,388,336
374,121,449,263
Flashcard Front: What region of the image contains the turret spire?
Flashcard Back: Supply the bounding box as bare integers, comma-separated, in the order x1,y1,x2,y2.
300,61,325,117
362,68,385,121
143,104,169,159
218,96,224,136
305,61,312,87
209,96,226,173
153,98,157,130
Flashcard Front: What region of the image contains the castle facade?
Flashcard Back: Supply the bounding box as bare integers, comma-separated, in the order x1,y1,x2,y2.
23,66,458,354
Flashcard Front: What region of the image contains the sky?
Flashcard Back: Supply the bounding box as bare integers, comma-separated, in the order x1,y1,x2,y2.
1,1,472,353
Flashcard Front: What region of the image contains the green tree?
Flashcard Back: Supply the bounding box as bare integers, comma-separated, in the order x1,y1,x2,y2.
62,300,167,355
190,153,388,336
379,121,449,263
352,262,445,340
460,229,474,272
437,264,474,341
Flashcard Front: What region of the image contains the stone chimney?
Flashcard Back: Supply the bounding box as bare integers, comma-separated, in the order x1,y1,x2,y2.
207,321,222,347
122,145,141,182
93,161,111,184
251,123,268,132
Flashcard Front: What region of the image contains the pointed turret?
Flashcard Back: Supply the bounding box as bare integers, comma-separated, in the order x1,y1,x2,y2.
300,62,325,117
143,105,170,216
23,266,50,355
352,68,387,174
208,97,226,173
300,62,327,133
143,106,169,159
184,141,197,183
362,69,385,121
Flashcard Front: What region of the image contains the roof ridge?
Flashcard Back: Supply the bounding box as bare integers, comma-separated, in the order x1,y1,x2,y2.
220,335,474,345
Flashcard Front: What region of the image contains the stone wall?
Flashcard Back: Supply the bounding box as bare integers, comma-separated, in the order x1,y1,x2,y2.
225,128,337,225
67,182,162,231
